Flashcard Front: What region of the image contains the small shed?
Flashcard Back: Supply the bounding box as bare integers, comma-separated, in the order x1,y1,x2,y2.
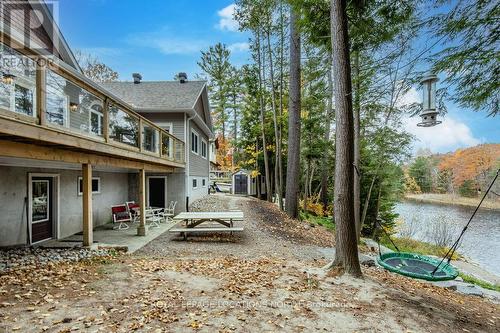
232,169,265,196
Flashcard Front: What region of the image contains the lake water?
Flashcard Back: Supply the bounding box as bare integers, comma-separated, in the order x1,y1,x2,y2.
394,201,500,276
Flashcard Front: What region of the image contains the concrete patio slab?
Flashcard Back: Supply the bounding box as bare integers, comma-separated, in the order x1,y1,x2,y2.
40,221,176,253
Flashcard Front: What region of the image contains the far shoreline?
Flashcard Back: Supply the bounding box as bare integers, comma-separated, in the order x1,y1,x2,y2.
403,193,500,211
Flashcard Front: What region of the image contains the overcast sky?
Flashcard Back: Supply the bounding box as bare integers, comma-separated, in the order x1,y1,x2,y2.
56,0,499,155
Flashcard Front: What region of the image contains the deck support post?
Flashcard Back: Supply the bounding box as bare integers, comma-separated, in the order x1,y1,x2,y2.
137,168,147,236
82,163,93,246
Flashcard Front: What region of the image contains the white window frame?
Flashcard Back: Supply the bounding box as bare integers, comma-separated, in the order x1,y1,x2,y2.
89,108,103,136
156,122,174,158
157,122,173,134
202,178,207,188
77,177,101,195
191,129,199,155
201,139,208,159
192,178,198,189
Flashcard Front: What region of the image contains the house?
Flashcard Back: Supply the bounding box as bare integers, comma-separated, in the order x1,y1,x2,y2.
0,0,213,247
101,74,213,210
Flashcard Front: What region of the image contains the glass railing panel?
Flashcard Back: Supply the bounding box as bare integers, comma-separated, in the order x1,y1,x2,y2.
142,123,160,154
161,132,173,160
108,105,139,148
0,43,36,117
46,70,104,137
175,140,184,163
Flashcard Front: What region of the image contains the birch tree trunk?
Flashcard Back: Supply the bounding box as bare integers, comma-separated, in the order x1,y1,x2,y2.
327,0,362,277
285,7,301,218
257,30,272,201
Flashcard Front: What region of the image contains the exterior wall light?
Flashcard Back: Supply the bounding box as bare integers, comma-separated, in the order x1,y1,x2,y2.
417,74,441,127
1,73,15,85
69,102,79,112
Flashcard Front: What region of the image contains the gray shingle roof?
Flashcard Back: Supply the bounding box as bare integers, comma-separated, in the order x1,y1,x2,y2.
99,81,206,110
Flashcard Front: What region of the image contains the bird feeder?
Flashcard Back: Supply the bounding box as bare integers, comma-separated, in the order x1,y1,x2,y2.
417,74,441,127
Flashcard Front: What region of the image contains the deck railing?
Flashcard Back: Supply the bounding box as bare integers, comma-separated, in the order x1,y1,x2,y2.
0,40,185,165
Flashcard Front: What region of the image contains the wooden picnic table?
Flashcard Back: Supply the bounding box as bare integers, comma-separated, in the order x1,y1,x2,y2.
170,211,244,240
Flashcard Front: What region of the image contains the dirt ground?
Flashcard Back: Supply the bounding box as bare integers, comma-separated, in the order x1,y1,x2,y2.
1,195,499,333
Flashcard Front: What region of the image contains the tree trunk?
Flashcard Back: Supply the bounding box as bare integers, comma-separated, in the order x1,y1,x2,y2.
285,7,301,218
257,30,272,201
278,0,285,209
328,0,362,277
361,175,376,227
353,49,361,241
266,31,283,210
321,60,334,214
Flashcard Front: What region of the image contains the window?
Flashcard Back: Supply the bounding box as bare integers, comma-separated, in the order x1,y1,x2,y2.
32,180,49,222
77,177,100,195
90,104,104,136
191,130,199,154
0,43,37,117
109,104,139,147
201,139,207,159
202,179,206,187
157,123,173,159
192,178,198,189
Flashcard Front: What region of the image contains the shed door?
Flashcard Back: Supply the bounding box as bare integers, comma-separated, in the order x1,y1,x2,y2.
234,174,248,194
31,177,53,243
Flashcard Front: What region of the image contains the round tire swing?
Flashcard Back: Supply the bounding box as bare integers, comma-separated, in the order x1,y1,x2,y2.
376,169,499,282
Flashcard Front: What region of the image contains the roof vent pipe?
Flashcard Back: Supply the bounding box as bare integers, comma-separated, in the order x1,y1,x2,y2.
178,72,188,83
132,73,142,84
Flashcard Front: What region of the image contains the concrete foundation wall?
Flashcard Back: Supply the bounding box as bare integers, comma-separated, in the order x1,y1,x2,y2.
189,175,209,204
0,166,128,247
166,172,186,214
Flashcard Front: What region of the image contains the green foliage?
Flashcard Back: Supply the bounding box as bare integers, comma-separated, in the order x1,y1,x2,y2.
198,43,234,138
459,273,500,292
432,0,499,116
408,157,433,193
360,123,412,235
379,235,459,259
458,179,477,198
300,210,335,231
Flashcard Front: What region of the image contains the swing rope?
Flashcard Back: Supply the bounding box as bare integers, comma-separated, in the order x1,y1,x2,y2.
431,168,499,276
374,217,400,254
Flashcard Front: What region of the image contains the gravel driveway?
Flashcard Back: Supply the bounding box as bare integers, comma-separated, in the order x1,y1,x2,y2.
136,194,335,261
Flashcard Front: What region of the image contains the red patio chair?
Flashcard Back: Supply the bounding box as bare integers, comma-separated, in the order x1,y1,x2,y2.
126,201,140,223
111,204,131,230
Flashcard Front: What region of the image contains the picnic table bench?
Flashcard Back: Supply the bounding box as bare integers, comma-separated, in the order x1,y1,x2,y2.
169,211,244,240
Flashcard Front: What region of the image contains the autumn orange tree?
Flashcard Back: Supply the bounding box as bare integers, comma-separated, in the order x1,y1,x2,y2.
438,144,500,191
215,136,235,172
